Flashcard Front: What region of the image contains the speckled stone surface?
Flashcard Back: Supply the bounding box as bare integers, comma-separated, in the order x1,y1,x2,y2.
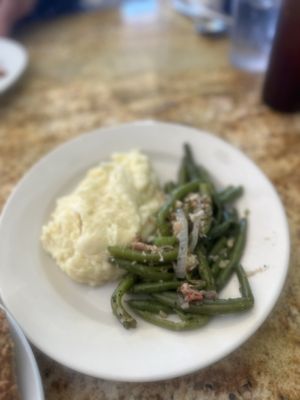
0,2,299,399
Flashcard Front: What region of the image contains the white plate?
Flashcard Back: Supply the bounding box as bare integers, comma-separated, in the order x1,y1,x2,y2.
0,305,44,399
0,38,28,93
0,121,290,382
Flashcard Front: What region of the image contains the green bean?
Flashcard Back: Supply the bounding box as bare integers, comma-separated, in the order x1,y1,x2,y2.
196,165,214,186
184,143,214,186
208,219,234,240
153,236,178,247
197,246,215,290
131,281,181,294
217,186,244,204
208,236,228,278
152,292,179,308
164,181,177,194
131,308,209,331
127,300,172,314
217,186,234,202
174,308,210,323
199,182,213,196
174,308,192,321
153,291,253,316
211,262,221,278
236,265,254,302
184,143,199,181
182,297,253,315
111,259,174,281
186,275,207,289
178,156,189,185
223,207,239,223
209,236,228,256
153,290,253,315
108,245,178,264
154,292,252,316
216,218,247,291
210,244,230,278
157,180,201,235
211,262,221,280
151,263,174,270
212,194,223,226
111,274,137,329
186,268,196,284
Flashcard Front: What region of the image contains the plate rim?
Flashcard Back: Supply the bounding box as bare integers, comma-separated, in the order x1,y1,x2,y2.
0,37,28,94
0,120,290,382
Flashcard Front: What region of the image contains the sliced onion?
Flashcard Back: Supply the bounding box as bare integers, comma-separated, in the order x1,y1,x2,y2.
189,207,205,251
189,215,201,252
174,208,188,278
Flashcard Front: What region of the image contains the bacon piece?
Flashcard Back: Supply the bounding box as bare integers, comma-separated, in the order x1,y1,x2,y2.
131,241,158,252
179,282,204,303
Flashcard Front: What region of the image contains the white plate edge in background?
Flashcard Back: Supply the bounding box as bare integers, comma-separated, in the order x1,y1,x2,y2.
0,304,44,400
0,38,28,94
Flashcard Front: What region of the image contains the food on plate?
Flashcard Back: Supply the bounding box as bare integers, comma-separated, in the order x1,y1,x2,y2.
41,150,164,286
0,67,5,78
109,144,254,331
41,141,254,332
0,309,19,400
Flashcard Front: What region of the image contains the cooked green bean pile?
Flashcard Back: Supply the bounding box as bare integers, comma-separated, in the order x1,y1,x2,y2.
108,144,254,331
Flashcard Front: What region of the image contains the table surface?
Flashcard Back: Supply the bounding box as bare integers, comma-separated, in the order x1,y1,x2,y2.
0,1,299,399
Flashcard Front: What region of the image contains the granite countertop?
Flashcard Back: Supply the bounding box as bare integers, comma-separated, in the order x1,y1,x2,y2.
0,1,299,399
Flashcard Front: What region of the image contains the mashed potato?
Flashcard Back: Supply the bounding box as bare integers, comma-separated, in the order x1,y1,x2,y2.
41,150,164,286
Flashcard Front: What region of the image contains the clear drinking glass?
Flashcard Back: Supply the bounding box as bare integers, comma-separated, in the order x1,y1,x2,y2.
229,0,282,72
171,0,232,35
